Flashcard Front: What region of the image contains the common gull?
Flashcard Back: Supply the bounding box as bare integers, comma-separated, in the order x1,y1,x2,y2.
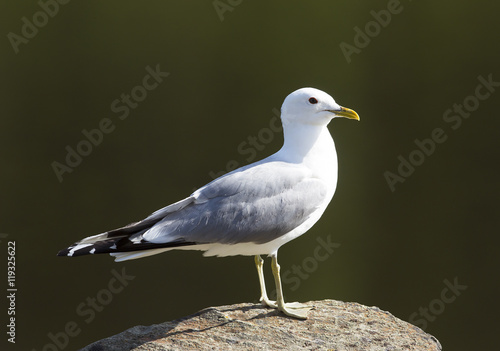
58,87,359,319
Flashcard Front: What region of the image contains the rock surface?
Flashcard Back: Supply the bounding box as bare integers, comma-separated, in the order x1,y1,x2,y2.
80,300,442,351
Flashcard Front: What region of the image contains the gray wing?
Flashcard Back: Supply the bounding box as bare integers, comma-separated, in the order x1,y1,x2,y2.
142,160,329,245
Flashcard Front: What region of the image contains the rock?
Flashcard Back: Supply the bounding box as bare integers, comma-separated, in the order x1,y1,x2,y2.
80,299,442,351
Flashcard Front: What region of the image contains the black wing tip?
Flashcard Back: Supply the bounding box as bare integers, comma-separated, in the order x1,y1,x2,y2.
56,247,84,257
56,239,199,258
57,247,72,256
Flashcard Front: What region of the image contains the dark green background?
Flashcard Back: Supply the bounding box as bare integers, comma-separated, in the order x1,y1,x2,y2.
1,1,499,350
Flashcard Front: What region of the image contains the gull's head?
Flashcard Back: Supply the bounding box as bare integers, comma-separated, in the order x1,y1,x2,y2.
281,87,359,126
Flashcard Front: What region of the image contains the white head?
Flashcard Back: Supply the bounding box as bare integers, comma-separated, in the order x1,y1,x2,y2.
281,87,359,126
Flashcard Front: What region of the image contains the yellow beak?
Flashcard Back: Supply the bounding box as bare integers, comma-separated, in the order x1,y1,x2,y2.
328,106,360,121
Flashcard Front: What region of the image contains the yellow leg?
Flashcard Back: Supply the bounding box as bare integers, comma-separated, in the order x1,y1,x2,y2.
254,255,277,308
270,253,311,319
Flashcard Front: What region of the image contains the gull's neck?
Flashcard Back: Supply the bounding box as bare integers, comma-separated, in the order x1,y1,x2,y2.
276,121,338,181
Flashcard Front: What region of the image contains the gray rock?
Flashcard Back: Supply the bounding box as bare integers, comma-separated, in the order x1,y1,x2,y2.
80,300,442,351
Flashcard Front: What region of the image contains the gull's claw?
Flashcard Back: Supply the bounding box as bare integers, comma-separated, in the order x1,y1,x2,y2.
279,303,311,319
260,297,278,309
282,301,310,309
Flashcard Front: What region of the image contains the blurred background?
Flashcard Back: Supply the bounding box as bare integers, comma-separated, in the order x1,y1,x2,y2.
1,1,499,350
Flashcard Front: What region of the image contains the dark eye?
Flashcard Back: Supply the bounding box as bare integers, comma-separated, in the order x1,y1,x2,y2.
308,97,318,104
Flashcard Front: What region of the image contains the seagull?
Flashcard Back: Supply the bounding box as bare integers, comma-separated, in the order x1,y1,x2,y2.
58,87,359,319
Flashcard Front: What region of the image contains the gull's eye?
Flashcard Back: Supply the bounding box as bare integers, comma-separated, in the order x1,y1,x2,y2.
308,97,318,104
